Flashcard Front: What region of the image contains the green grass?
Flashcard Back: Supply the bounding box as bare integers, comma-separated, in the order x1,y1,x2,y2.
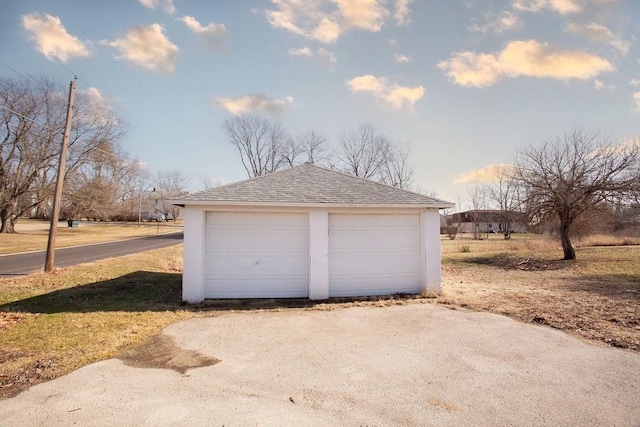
0,245,195,398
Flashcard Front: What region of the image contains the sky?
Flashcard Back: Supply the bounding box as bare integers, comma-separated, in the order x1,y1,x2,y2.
1,0,639,205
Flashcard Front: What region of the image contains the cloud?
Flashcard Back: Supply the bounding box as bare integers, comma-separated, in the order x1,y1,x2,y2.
215,94,294,115
335,0,388,31
76,87,120,126
347,74,424,110
394,53,412,63
631,79,640,87
565,22,630,55
105,24,178,73
468,11,520,35
84,87,107,105
21,13,90,62
288,46,336,69
139,0,175,14
438,39,614,87
288,46,313,56
265,0,396,43
594,79,614,90
454,164,514,184
512,0,582,14
316,48,337,69
394,0,412,25
634,92,640,113
181,16,227,49
265,0,341,43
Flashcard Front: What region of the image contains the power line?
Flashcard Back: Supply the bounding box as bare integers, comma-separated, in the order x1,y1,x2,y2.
52,58,92,89
0,62,30,80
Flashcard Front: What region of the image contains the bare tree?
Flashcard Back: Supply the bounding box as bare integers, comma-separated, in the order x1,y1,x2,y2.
442,202,463,240
63,141,142,221
223,114,290,178
380,141,413,189
0,76,125,233
514,130,640,260
201,176,223,191
155,170,191,221
483,166,521,239
297,130,329,166
467,186,489,240
335,123,390,180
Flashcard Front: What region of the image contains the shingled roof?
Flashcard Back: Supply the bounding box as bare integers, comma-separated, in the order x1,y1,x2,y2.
173,163,453,208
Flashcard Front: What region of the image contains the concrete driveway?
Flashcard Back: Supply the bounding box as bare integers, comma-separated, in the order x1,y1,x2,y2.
0,304,638,426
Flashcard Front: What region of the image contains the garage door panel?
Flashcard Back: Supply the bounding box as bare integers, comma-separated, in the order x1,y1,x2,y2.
329,213,421,297
396,255,422,272
206,211,237,226
205,212,309,298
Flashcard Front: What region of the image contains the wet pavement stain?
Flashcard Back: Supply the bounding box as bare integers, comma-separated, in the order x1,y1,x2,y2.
119,334,220,374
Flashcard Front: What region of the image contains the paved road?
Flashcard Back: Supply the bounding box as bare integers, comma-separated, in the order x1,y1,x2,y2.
0,304,638,425
0,232,183,276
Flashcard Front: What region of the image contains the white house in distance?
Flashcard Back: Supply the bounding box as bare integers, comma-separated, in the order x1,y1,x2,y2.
172,163,454,303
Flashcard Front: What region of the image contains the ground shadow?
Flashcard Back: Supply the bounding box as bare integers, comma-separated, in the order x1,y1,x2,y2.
562,275,640,300
1,271,183,314
0,271,424,314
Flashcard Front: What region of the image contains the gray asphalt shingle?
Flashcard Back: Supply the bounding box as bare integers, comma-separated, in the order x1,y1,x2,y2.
174,164,452,207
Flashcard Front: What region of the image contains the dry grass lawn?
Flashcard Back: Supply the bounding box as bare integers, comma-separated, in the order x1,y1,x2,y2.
439,234,640,351
0,246,194,399
0,233,638,400
0,219,181,255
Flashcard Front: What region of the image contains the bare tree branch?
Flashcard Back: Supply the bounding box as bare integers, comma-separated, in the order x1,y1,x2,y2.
223,114,289,178
514,129,640,260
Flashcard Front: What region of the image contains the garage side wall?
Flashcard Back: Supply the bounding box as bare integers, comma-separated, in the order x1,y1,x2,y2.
183,206,206,303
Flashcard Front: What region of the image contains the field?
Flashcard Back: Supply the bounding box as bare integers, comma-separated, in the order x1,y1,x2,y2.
0,232,638,399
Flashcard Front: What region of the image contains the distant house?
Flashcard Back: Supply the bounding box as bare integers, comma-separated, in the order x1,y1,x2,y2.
132,189,187,221
450,210,528,234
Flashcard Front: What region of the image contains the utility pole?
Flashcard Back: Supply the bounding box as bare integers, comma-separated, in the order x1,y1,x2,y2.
45,78,76,273
137,190,142,227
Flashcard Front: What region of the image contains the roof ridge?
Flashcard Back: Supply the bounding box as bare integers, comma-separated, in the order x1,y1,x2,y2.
185,163,309,198
303,163,448,203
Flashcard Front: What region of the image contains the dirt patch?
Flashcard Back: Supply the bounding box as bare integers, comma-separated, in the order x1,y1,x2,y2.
460,254,567,271
0,312,26,329
119,334,220,374
0,357,57,399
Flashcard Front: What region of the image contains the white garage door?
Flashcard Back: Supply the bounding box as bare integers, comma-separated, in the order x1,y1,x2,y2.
204,212,309,298
329,213,421,297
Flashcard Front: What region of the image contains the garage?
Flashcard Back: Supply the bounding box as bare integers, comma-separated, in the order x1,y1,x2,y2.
204,212,309,298
174,163,453,303
329,213,421,297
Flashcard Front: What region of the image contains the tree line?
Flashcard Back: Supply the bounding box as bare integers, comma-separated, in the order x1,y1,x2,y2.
223,115,414,189
0,76,189,233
